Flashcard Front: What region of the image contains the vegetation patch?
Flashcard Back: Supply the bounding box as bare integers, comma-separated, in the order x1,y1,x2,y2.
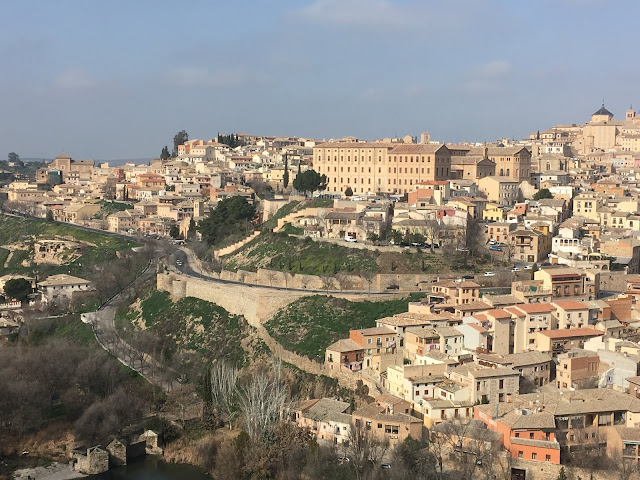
0,214,138,277
261,200,300,230
119,290,250,367
223,232,378,275
265,294,422,360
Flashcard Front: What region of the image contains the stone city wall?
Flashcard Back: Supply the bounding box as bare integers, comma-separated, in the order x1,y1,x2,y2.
215,267,437,292
157,272,407,326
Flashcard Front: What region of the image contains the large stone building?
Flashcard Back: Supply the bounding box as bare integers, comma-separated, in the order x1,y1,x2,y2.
313,142,452,195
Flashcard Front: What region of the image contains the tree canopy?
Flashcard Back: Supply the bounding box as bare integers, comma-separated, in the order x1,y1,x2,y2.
172,130,189,156
217,133,243,148
344,186,353,197
283,155,289,189
198,196,256,246
3,278,32,302
293,169,327,197
533,188,553,200
8,152,20,164
160,146,171,160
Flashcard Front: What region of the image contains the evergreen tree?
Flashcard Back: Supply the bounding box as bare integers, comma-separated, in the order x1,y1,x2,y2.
556,467,567,480
172,130,189,156
160,146,170,160
283,154,289,189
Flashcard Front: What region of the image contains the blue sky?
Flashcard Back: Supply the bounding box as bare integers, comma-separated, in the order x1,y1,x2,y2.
1,0,638,159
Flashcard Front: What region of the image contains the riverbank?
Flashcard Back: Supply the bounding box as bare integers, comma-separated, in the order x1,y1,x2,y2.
12,462,84,480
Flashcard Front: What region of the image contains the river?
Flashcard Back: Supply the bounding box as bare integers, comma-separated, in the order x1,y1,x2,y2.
91,457,209,479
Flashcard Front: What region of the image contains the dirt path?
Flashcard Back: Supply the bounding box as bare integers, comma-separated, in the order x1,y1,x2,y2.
3,250,13,268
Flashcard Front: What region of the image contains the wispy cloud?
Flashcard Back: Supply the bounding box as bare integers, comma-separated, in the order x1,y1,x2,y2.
164,67,270,88
52,68,98,89
471,60,511,79
291,0,431,30
461,60,512,93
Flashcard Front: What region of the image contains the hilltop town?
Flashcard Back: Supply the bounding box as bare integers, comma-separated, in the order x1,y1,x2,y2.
3,104,640,480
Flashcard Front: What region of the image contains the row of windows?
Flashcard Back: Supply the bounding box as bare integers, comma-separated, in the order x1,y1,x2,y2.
315,155,443,163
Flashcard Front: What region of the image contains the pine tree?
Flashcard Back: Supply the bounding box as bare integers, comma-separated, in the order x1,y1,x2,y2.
556,467,567,480
283,154,289,189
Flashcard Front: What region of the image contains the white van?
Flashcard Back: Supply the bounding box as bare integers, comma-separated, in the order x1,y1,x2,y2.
344,236,357,243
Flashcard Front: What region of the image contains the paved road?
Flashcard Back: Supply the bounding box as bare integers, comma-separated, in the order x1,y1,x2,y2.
88,246,179,392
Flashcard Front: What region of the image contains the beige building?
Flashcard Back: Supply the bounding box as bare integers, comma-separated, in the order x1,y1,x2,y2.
534,267,599,300
313,142,452,195
508,228,549,263
478,176,520,205
352,395,423,446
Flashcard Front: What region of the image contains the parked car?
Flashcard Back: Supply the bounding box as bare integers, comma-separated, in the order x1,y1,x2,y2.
344,236,357,243
461,275,475,280
484,272,496,277
512,267,520,272
524,265,533,270
386,285,400,290
488,239,496,245
456,247,470,252
489,245,503,252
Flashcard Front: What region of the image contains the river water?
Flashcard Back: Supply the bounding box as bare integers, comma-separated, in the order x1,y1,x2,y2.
91,456,209,479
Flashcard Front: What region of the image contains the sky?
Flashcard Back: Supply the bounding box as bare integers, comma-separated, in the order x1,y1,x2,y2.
1,0,639,160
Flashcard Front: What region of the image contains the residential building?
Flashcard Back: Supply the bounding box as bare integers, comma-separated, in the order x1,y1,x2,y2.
534,328,604,355
556,349,600,390
325,339,364,372
39,274,93,303
478,176,520,206
293,398,352,445
352,395,422,446
508,228,549,263
349,327,397,367
476,351,553,390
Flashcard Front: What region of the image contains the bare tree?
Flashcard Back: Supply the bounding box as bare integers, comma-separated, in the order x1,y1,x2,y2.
424,220,441,252
239,361,287,442
614,454,639,480
320,274,334,293
265,269,279,287
336,271,354,292
347,421,390,480
361,267,376,293
210,361,239,429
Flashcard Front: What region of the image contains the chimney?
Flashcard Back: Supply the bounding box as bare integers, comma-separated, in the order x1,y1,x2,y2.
483,145,488,159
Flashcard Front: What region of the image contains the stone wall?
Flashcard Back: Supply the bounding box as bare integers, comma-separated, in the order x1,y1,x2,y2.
598,270,629,293
213,231,261,259
275,207,320,231
216,267,437,292
157,272,407,326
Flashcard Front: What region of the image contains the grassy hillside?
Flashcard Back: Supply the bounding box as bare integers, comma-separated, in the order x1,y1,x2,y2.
0,214,137,276
224,232,379,275
222,231,488,276
117,290,253,367
265,294,422,360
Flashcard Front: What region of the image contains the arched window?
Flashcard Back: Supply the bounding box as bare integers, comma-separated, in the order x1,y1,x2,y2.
500,169,504,176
